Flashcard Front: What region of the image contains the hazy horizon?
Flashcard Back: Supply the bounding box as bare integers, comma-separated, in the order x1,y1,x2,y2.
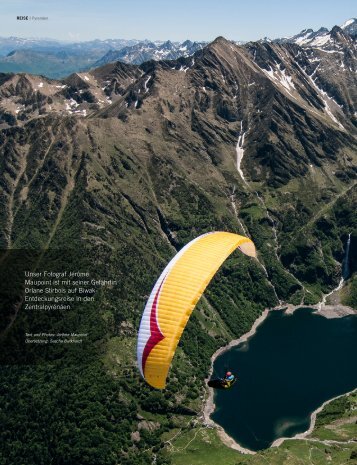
0,0,355,43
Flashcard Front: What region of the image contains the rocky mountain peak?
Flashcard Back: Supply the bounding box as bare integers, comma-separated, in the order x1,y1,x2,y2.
207,36,235,53
91,39,206,68
329,25,355,49
340,18,357,35
160,40,174,50
331,25,345,37
181,40,194,48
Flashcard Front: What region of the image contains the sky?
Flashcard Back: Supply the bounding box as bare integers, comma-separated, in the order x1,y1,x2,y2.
0,0,355,42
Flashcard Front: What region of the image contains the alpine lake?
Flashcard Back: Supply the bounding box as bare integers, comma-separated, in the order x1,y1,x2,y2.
211,307,357,451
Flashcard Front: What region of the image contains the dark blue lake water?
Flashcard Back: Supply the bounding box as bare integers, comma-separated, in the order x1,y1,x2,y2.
211,308,357,451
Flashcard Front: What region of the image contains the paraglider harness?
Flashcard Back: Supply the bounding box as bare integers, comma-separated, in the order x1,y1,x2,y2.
208,371,237,390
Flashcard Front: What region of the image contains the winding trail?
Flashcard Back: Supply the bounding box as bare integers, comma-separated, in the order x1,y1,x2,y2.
229,185,249,237
254,191,311,304
229,186,281,304
296,181,356,235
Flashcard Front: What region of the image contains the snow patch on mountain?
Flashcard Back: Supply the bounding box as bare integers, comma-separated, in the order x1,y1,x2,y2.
307,75,345,130
236,121,248,184
261,64,296,99
341,19,355,29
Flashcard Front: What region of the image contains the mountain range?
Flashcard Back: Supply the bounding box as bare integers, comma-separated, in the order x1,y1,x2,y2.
0,18,355,77
92,40,206,68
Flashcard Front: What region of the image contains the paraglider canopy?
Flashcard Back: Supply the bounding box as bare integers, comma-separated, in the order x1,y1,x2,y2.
137,231,256,389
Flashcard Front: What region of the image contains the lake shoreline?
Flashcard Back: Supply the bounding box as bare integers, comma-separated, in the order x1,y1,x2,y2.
271,387,357,447
201,302,356,455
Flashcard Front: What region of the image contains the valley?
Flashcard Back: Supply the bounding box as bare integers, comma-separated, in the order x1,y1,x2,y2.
0,18,356,465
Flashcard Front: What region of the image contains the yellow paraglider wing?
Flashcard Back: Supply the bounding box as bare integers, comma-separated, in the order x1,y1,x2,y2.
137,231,256,389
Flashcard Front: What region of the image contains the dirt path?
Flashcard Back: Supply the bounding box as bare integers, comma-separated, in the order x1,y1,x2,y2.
297,181,356,234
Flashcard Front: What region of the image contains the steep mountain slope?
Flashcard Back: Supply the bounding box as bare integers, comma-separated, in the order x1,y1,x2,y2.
1,34,356,303
0,34,356,465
